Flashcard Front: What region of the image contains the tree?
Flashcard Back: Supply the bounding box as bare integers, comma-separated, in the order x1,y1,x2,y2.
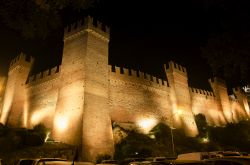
201,0,250,86
0,0,94,38
114,130,156,161
201,33,250,86
208,120,250,151
194,114,208,138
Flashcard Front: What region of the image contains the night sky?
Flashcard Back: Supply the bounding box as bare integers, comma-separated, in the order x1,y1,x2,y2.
0,1,222,90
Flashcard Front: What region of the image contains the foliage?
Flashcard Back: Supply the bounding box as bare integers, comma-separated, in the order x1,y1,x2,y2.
201,0,250,85
114,119,250,161
0,123,48,152
201,33,250,85
0,0,94,38
114,123,205,161
194,114,208,138
208,120,250,151
114,130,157,161
0,122,4,128
96,154,112,164
33,123,48,134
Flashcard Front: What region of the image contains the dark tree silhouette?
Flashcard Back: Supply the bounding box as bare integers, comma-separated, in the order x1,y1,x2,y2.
201,0,250,86
0,0,94,38
194,114,208,138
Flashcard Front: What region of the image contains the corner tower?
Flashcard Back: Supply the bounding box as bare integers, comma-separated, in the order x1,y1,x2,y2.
164,61,198,136
0,53,34,127
209,77,231,124
53,16,114,161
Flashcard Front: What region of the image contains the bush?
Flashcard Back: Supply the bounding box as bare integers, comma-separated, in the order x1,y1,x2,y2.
96,154,112,164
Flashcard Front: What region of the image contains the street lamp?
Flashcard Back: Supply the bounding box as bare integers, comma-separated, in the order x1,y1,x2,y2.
170,125,175,157
170,109,182,157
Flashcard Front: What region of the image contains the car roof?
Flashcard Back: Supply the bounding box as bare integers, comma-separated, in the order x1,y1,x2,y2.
206,157,250,164
43,161,94,165
19,158,66,161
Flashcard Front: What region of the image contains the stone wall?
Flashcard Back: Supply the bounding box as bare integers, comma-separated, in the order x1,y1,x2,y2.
0,53,34,127
109,66,171,129
0,76,6,116
26,66,60,129
189,87,225,125
0,16,250,162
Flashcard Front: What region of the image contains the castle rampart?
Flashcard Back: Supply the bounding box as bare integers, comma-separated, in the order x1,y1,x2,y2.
0,52,33,126
27,65,60,85
64,16,109,42
0,76,6,115
109,65,169,90
109,66,172,128
26,76,60,129
9,52,34,72
0,16,249,162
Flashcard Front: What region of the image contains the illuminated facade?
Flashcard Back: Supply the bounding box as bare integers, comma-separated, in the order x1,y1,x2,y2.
0,16,249,161
0,76,6,114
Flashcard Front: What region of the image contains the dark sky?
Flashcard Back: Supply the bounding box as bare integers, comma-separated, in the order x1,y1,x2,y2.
0,0,220,90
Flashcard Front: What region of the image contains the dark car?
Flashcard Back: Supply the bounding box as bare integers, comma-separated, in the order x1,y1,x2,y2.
206,157,250,165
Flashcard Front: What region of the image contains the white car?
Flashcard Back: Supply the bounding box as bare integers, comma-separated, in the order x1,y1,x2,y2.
17,158,67,165
96,160,118,165
42,161,94,165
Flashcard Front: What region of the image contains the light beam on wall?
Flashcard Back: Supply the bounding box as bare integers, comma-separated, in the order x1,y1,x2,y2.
31,108,51,126
55,115,68,132
137,117,157,134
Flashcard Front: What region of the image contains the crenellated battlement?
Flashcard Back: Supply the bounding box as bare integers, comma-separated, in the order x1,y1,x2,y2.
167,61,187,76
189,87,215,97
233,87,244,93
27,65,60,85
209,77,226,87
229,97,239,103
64,16,110,41
109,65,169,87
9,52,34,71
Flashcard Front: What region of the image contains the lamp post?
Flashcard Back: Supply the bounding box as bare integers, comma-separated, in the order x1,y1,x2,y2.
170,125,175,157
170,110,182,157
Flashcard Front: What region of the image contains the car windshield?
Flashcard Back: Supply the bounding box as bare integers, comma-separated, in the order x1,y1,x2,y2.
102,160,118,164
223,153,240,156
19,160,36,165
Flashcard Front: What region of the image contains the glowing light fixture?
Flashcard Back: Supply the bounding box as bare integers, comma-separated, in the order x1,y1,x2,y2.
55,116,68,132
201,137,209,143
177,109,183,115
137,117,157,134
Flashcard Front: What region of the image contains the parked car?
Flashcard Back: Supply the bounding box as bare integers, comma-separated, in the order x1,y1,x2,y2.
215,151,241,157
177,152,214,161
129,160,210,165
96,160,118,165
167,160,210,165
42,161,94,165
146,157,165,162
120,158,147,165
17,158,67,165
206,157,250,165
128,161,152,165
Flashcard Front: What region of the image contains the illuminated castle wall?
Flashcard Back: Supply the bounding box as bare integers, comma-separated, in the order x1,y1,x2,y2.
0,16,249,161
0,76,6,115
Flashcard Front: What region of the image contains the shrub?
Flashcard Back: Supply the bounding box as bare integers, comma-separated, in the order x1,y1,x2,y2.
96,154,112,164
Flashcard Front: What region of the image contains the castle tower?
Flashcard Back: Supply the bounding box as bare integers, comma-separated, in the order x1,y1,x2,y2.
53,16,114,161
209,77,231,124
164,61,198,136
0,76,7,116
233,87,250,119
0,52,34,127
